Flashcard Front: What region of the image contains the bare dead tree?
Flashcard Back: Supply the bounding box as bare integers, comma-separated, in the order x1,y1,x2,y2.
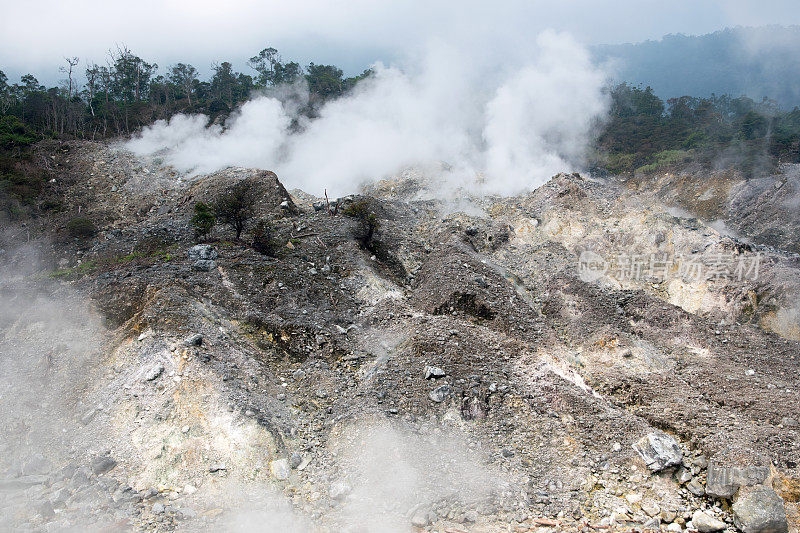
60,56,79,98
324,189,342,216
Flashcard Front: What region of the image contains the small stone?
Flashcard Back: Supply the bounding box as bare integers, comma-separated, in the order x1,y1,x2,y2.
781,417,799,428
642,502,660,517
666,523,683,532
661,509,677,523
428,384,452,403
177,507,197,520
289,452,303,469
686,478,706,496
91,456,117,475
643,517,661,530
464,510,479,523
270,458,290,480
411,511,430,527
675,466,693,484
329,481,351,500
612,442,622,452
732,485,788,533
632,432,683,472
144,363,164,381
626,493,642,504
151,502,165,514
424,366,446,379
209,463,227,473
692,510,726,532
183,333,203,346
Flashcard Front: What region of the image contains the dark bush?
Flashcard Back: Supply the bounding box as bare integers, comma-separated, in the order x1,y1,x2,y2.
251,219,276,255
66,217,96,238
212,181,257,240
342,200,380,248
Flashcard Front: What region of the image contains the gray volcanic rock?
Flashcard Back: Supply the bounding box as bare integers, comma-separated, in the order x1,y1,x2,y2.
632,432,683,472
733,485,788,533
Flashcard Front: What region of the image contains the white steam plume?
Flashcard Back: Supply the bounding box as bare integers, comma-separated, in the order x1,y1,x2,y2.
127,30,607,197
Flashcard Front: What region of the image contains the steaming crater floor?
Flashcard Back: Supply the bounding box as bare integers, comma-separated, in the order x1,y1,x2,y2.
1,140,799,532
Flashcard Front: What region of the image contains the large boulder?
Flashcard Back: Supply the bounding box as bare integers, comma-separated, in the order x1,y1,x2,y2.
632,432,683,472
706,462,770,499
732,485,788,533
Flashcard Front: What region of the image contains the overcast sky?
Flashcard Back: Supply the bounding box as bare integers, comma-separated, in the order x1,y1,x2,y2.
2,0,799,84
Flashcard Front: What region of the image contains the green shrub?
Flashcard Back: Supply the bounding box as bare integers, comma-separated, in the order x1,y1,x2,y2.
636,149,691,174
190,202,216,239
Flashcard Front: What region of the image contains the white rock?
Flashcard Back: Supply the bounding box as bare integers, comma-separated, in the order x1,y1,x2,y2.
270,458,290,480
692,510,726,532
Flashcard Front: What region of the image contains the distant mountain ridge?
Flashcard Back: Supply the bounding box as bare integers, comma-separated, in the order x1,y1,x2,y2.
594,25,800,109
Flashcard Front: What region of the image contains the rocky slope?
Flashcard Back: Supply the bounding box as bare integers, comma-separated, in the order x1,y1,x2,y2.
0,140,798,532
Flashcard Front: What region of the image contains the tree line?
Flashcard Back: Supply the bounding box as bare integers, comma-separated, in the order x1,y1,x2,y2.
596,83,800,175
0,46,372,145
2,46,800,215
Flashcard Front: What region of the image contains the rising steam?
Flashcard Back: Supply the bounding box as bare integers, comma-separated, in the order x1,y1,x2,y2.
127,31,607,196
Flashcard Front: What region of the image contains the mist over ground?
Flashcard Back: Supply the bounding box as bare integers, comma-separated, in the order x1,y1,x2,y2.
127,31,607,197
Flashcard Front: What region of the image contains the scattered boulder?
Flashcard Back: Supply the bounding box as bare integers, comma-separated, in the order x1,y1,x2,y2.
143,362,164,381
692,510,727,532
270,458,290,480
424,365,446,379
187,244,218,261
183,333,203,347
90,456,117,476
177,507,197,520
706,463,769,499
732,485,788,533
780,417,798,428
675,467,693,484
632,432,683,472
193,259,216,271
188,244,218,271
429,384,452,403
